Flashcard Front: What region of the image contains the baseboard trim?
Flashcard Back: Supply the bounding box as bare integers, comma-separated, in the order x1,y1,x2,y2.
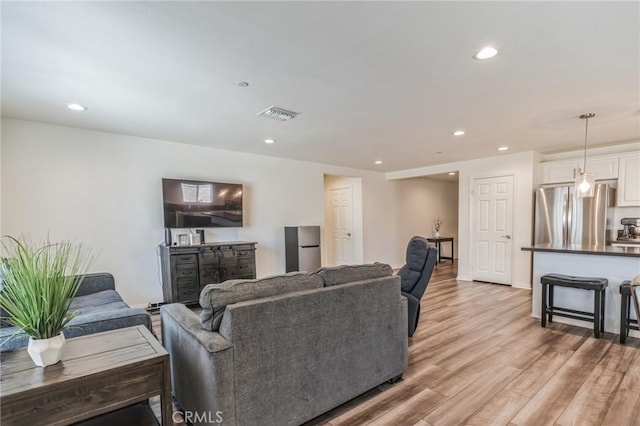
130,303,149,309
512,283,532,290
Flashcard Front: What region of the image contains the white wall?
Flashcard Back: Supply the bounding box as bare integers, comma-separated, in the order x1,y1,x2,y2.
388,151,537,289
394,177,458,266
0,118,2,237
1,118,397,305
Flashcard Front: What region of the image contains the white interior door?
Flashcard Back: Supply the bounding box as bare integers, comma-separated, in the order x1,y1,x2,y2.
471,175,514,285
329,187,354,265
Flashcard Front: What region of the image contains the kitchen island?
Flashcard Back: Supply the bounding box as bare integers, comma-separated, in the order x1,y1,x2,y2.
522,244,640,338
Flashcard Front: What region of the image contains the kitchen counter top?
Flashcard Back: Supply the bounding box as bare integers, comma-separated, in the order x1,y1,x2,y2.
521,244,640,257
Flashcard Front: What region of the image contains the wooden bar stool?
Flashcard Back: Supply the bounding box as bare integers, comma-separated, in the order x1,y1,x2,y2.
540,273,608,338
620,281,640,344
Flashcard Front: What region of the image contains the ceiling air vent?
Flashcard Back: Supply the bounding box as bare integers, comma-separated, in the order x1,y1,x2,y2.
257,106,300,121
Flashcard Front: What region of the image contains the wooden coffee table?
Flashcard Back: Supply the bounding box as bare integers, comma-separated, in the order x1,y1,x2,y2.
0,326,172,426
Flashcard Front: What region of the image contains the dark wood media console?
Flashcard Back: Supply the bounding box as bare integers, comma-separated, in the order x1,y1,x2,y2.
159,241,257,304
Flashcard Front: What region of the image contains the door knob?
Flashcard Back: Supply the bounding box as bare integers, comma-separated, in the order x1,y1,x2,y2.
502,235,512,239
347,233,351,237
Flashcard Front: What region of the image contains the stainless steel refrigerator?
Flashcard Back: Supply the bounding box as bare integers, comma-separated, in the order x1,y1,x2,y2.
285,226,321,272
534,184,615,246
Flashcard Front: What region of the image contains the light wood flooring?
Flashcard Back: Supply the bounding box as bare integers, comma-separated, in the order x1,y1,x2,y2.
152,262,640,425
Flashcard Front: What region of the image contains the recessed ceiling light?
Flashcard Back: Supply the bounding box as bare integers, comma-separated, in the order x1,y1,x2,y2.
264,139,275,144
67,103,86,111
452,130,465,136
498,146,509,151
474,46,499,60
448,172,456,175
374,160,383,165
238,81,249,87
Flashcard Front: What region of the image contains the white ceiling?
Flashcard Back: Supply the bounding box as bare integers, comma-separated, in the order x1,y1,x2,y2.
2,1,638,172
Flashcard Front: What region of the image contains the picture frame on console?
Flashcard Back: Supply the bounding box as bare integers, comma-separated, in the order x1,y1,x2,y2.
177,234,190,246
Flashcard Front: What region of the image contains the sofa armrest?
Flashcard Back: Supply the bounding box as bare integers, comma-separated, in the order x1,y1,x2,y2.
400,293,409,367
161,304,232,353
160,304,236,424
401,291,420,337
75,273,116,297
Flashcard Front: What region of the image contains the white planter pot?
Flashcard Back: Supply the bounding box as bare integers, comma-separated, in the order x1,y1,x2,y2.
434,231,441,238
27,333,66,367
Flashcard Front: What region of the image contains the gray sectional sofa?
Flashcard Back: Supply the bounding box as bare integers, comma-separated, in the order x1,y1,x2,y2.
161,263,408,426
0,272,153,352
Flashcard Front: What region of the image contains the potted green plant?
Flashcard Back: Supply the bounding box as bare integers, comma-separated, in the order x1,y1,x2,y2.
0,236,90,367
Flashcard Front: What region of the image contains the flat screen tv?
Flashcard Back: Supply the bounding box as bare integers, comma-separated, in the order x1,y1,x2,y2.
162,178,243,228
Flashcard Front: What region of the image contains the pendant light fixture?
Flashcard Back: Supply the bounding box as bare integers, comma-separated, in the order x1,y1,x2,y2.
575,113,596,198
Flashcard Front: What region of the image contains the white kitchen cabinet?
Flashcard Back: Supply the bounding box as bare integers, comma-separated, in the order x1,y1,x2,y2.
617,153,640,206
585,155,618,180
541,160,579,184
541,155,619,184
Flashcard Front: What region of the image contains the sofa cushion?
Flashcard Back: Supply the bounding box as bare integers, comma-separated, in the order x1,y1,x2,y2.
0,305,11,328
75,273,116,297
0,326,28,351
66,308,152,337
74,301,130,317
200,272,324,331
1,290,124,330
69,290,124,310
0,305,149,352
314,263,392,287
2,291,125,331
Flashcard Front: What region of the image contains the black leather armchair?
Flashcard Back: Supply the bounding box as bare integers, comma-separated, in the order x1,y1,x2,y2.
397,236,438,337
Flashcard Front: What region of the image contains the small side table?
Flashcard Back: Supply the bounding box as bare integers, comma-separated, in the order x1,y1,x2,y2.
0,326,171,426
427,237,454,264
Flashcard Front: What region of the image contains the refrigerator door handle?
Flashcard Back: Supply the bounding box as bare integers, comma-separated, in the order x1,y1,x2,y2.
565,190,574,244
562,192,568,245
567,190,574,245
